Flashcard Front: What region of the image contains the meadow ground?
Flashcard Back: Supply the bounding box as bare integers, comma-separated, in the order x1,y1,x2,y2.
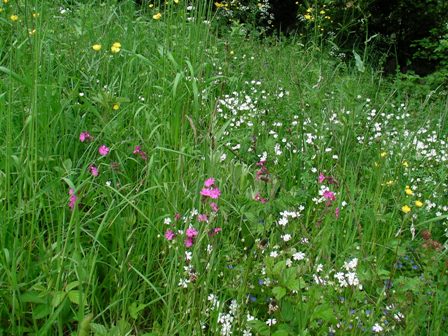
0,1,447,335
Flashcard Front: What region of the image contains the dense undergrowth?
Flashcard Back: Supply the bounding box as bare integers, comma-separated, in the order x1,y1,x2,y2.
0,1,447,335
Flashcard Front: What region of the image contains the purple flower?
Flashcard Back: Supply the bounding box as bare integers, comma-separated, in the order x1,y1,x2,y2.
165,229,175,241
186,227,198,238
99,145,110,156
68,188,77,210
204,177,215,188
89,165,99,177
79,131,92,142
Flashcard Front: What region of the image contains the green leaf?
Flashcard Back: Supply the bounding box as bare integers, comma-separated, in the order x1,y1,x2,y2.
352,50,365,72
67,290,86,306
51,291,66,307
285,277,306,292
128,301,146,320
311,304,335,323
247,320,270,336
272,286,286,301
90,323,109,336
20,291,46,304
32,304,52,320
272,329,290,336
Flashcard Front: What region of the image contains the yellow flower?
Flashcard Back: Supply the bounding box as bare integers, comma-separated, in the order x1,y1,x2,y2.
111,42,121,53
304,14,312,20
320,10,325,14
306,7,313,12
405,186,413,196
92,44,102,51
3,0,9,3
174,0,179,3
401,205,411,214
112,103,120,110
415,200,423,207
385,180,395,186
10,14,18,21
32,12,39,18
380,151,387,158
402,160,409,167
149,4,154,7
153,12,162,20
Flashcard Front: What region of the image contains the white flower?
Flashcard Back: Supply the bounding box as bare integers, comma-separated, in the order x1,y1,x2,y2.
372,323,383,333
266,318,277,326
164,217,172,225
185,251,192,261
281,234,292,242
292,252,305,261
270,251,279,258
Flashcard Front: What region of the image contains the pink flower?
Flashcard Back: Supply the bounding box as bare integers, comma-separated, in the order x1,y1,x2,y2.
165,229,175,241
209,227,222,237
68,188,77,210
186,227,198,238
210,202,219,212
197,214,208,222
204,178,215,188
89,165,99,177
200,187,221,199
318,173,326,183
175,213,181,221
335,207,340,219
184,237,194,248
99,145,110,156
133,145,147,160
254,192,268,203
79,131,92,142
323,190,336,201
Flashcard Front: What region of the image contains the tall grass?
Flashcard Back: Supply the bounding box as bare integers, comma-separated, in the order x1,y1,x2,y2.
0,0,447,335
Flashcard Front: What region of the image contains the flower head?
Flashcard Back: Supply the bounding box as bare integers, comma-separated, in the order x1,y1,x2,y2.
99,145,110,156
210,202,219,212
79,131,92,142
68,189,77,210
201,187,221,199
165,229,175,241
10,14,18,22
402,205,411,213
186,227,198,238
92,44,102,51
318,173,326,183
111,42,121,53
112,103,120,110
153,13,162,20
89,165,99,177
415,200,423,207
204,177,215,188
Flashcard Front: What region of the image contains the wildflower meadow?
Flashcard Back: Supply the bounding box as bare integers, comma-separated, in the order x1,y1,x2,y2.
0,0,447,335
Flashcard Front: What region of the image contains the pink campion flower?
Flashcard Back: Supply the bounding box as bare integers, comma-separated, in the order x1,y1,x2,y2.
254,192,268,204
323,190,336,201
165,229,175,241
79,131,92,142
335,207,340,219
133,145,147,160
98,145,110,156
175,213,181,221
184,237,194,248
204,178,215,188
208,188,221,199
68,188,77,210
197,214,208,222
89,165,99,177
318,173,326,183
210,202,219,212
186,227,198,238
209,227,222,237
200,187,221,199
